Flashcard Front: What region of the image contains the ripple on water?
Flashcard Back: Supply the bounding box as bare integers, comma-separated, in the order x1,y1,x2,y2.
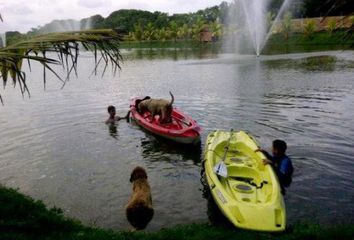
1,51,354,229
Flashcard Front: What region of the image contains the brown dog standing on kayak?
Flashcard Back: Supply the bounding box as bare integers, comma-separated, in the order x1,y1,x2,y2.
137,91,174,123
126,166,154,230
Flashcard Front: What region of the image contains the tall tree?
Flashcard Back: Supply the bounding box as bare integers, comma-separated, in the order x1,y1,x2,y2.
177,24,189,40
155,28,168,42
133,23,143,42
192,17,205,42
210,21,223,40
169,21,179,42
144,22,155,41
282,11,292,40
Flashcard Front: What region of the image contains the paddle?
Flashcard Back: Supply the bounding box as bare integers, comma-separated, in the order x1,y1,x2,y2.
214,129,234,178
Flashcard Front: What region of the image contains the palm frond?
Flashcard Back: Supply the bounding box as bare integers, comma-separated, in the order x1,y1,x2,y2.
0,29,123,105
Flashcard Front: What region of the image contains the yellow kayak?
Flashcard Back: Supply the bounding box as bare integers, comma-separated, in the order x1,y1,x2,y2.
204,130,286,231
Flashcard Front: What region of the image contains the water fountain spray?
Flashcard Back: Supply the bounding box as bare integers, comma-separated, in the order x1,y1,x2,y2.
0,33,6,47
225,0,292,56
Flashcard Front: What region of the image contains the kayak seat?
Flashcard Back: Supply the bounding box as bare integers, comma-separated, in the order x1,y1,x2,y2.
227,166,260,181
228,155,255,167
230,157,244,164
234,184,254,193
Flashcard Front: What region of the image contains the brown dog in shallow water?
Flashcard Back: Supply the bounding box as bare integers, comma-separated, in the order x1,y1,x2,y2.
126,166,154,230
137,91,174,123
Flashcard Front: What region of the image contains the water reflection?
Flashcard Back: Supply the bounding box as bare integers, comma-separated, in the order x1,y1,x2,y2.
1,49,354,229
108,124,118,139
122,46,220,61
140,132,202,165
262,55,354,72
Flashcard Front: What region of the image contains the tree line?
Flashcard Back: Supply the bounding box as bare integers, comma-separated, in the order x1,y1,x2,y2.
4,0,354,45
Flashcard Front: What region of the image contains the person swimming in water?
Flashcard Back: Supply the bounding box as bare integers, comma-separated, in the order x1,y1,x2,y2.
105,105,130,124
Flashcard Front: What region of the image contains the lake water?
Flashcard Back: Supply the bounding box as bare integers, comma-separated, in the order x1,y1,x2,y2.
0,49,353,230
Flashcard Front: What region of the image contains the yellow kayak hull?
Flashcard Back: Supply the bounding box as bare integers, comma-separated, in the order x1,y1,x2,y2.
204,130,286,231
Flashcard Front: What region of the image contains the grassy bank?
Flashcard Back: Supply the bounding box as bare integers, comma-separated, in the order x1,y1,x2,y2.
1,185,353,240
262,30,354,54
119,30,354,55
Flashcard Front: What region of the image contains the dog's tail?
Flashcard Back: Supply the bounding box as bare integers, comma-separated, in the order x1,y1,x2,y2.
169,91,174,106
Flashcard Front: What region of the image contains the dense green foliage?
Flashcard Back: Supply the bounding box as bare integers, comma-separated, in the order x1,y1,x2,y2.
1,185,354,240
29,0,354,34
4,1,353,45
28,6,223,36
3,0,350,46
263,30,354,54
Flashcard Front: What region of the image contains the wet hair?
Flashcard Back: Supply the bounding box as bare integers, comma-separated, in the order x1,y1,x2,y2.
107,105,115,113
273,139,287,153
130,166,148,182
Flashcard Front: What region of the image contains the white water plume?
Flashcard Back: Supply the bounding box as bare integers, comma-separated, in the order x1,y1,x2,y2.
41,17,92,34
263,0,293,51
241,0,269,56
0,33,6,47
224,0,293,56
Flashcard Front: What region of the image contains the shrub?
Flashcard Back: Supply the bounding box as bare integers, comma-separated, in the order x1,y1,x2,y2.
303,19,316,39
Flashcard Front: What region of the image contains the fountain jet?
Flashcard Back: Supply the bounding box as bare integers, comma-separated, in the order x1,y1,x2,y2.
41,17,92,34
0,33,6,47
224,0,292,56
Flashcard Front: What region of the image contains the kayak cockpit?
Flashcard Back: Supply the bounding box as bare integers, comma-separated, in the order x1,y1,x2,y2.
204,130,286,231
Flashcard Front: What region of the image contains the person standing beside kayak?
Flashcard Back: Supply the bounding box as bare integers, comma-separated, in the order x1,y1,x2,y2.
256,139,294,195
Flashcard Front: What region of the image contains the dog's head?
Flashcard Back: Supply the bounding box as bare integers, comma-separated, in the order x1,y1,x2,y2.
130,166,148,182
137,101,144,114
137,100,148,114
136,97,151,114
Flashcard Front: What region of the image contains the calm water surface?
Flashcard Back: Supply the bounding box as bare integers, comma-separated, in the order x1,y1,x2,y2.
1,49,353,230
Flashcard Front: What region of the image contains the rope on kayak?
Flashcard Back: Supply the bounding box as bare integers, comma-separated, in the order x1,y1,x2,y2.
231,176,268,189
204,149,227,161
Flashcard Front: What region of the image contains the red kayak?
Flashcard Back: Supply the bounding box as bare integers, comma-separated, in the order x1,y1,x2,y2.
130,97,201,144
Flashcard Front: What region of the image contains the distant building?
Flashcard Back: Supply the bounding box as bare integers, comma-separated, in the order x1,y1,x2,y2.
200,26,213,42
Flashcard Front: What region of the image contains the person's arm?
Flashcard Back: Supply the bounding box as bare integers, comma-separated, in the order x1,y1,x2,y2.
261,149,272,160
123,110,131,119
263,158,273,165
256,148,275,166
116,110,131,121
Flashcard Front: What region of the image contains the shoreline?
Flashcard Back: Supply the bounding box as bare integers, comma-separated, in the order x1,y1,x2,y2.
117,30,354,55
1,185,353,239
